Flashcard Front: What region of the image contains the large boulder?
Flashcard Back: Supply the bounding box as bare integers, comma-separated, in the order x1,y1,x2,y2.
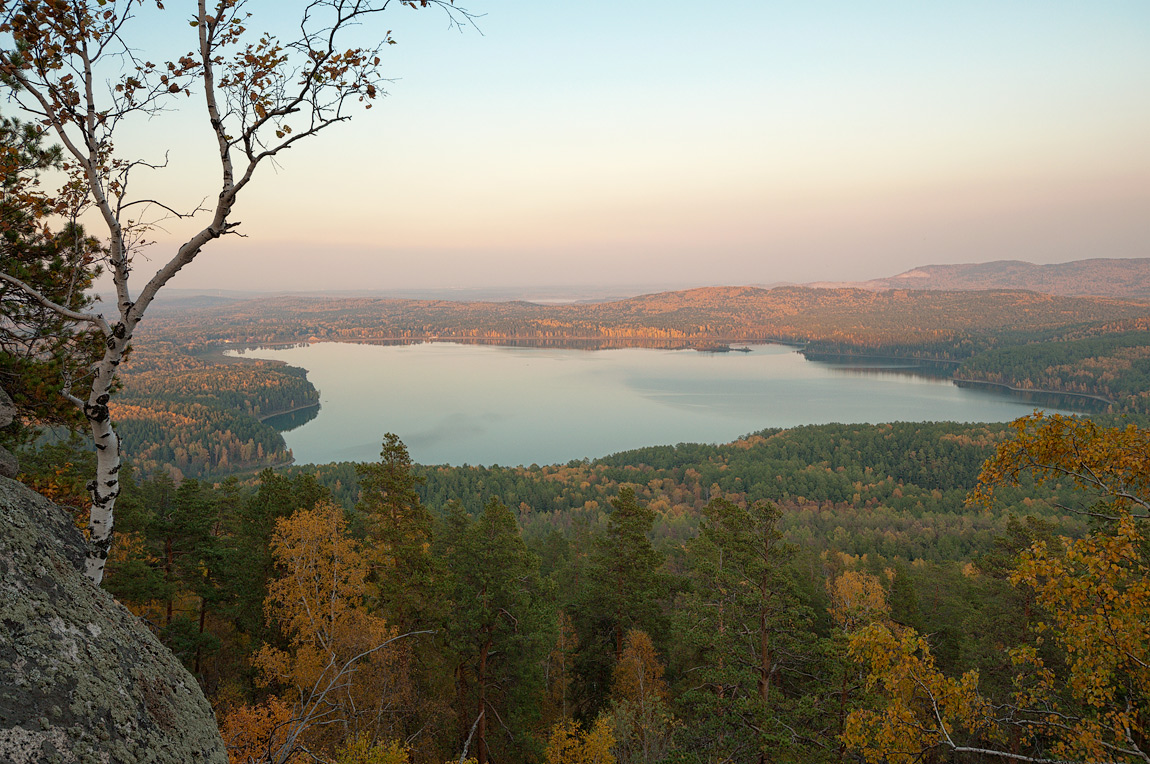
0,477,228,764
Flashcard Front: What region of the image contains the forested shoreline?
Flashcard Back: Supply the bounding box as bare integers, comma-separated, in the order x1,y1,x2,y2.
96,283,1150,482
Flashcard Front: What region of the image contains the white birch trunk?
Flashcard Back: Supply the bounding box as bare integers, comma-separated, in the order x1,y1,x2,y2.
82,330,130,583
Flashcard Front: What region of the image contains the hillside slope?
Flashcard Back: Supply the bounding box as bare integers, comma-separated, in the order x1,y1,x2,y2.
816,258,1150,299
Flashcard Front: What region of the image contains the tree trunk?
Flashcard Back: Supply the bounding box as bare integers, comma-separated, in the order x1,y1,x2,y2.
81,307,135,585
165,536,175,627
758,582,772,764
477,635,492,764
194,595,208,676
84,344,126,585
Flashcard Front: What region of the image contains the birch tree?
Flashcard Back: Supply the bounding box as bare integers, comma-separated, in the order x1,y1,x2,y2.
0,0,473,584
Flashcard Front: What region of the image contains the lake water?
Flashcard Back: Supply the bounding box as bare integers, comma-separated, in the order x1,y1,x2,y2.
234,342,1073,467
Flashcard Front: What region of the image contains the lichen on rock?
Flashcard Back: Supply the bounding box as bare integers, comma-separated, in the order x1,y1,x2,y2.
0,477,227,763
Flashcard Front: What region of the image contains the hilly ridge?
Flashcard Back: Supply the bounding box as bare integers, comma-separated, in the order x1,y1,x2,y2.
811,257,1150,299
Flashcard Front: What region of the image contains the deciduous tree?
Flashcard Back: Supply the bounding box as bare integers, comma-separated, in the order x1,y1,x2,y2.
0,0,473,584
235,500,423,763
602,629,677,764
846,413,1150,764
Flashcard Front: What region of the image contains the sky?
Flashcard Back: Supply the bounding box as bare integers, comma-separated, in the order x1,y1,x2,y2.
87,1,1150,293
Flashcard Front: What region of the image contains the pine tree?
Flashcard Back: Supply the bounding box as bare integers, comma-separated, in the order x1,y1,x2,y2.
232,470,331,640
441,497,552,764
355,434,439,631
675,496,810,763
573,487,669,716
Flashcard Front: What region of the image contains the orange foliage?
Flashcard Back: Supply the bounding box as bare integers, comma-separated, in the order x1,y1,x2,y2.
220,696,296,764
826,570,889,632
249,501,413,761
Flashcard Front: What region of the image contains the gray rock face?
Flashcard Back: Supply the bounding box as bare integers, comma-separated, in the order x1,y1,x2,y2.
0,388,16,479
0,477,228,764
0,388,13,427
0,448,17,481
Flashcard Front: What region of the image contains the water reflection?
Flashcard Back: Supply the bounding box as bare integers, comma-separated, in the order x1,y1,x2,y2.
262,403,320,432
233,342,1078,467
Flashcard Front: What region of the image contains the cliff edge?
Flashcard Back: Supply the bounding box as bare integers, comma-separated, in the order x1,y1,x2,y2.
0,477,227,764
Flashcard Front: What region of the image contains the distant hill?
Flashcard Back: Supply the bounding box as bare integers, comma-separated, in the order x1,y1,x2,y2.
137,285,1150,353
810,258,1150,299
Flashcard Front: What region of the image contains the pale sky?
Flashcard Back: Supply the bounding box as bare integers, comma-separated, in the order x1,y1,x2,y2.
92,1,1150,292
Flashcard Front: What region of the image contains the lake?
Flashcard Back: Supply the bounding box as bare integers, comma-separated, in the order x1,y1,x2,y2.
233,342,1074,467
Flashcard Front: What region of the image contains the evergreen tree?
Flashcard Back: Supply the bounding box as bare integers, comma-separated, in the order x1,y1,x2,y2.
573,487,669,717
355,433,439,630
441,497,552,764
0,116,103,448
674,496,811,764
232,470,331,640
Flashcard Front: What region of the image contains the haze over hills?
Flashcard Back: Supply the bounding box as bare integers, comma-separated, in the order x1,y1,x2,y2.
119,257,1150,308
810,258,1150,300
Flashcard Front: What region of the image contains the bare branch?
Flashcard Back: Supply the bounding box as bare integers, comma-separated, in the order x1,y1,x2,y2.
0,270,108,331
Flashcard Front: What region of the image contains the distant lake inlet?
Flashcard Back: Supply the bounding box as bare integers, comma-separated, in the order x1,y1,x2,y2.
230,342,1074,467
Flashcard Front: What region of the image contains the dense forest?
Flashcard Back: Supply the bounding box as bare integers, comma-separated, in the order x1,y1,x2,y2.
110,341,319,479
139,287,1150,349
18,414,1147,764
17,285,1146,762
280,420,1076,562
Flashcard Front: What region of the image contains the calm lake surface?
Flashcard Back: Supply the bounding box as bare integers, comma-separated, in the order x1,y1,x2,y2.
234,342,1073,467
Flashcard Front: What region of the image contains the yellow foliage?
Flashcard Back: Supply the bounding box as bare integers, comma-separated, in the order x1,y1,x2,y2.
1009,513,1150,762
844,623,995,764
970,412,1150,516
607,630,677,763
334,736,409,764
611,630,668,706
544,718,616,764
848,413,1150,764
826,570,889,631
253,501,412,760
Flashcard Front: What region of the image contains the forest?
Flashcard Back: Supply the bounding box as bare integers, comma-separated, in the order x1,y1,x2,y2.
19,413,1148,764
109,341,319,479
5,3,1147,762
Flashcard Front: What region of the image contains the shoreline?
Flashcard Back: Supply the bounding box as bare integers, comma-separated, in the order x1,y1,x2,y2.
951,378,1115,407
257,401,321,423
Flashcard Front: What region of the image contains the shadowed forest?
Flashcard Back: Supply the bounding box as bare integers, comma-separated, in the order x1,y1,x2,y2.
21,411,1150,764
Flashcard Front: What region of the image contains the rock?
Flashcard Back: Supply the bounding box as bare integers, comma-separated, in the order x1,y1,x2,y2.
0,447,16,480
0,388,17,478
0,477,228,764
0,387,14,428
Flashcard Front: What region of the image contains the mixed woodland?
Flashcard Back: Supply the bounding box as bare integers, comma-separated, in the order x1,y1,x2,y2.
19,411,1150,764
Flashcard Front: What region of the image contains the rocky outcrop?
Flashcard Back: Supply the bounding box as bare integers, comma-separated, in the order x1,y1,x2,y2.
0,389,18,479
0,477,228,764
